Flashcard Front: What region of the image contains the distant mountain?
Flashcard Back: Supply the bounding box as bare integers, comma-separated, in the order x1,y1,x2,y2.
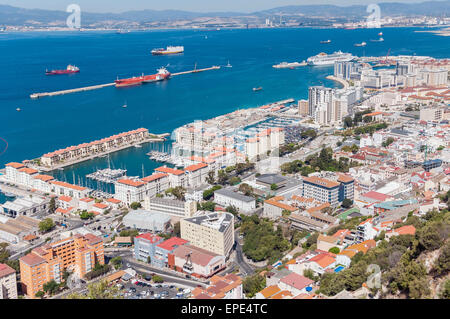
257,1,450,17
0,1,449,26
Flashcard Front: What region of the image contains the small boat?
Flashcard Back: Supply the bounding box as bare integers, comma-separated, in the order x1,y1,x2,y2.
16,107,21,112
253,87,262,92
320,39,331,44
354,41,367,47
378,32,383,36
122,101,127,108
370,37,384,42
225,60,232,68
134,144,142,148
3,192,16,197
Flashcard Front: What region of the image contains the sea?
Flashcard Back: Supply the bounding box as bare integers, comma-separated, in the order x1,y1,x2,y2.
0,26,449,191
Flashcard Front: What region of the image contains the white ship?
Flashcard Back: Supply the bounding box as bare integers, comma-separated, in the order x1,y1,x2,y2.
272,61,307,69
151,46,184,55
307,51,356,66
354,41,367,47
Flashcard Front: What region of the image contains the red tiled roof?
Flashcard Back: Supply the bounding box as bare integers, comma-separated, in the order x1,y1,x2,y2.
18,167,38,174
172,244,220,266
156,237,188,251
280,273,314,291
20,253,46,267
33,174,55,182
135,233,163,244
5,162,24,169
50,180,87,191
0,263,16,278
106,198,121,204
142,173,168,183
117,179,146,187
361,191,390,202
185,163,208,172
58,195,72,202
155,166,185,176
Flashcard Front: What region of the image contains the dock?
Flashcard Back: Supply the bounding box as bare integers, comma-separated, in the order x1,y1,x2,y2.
30,83,115,99
29,65,221,99
171,65,220,76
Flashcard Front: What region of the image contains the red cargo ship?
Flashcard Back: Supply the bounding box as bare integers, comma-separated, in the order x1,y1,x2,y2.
115,67,171,88
46,65,80,75
114,76,144,88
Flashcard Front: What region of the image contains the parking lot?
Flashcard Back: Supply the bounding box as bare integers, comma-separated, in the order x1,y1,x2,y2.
119,278,191,299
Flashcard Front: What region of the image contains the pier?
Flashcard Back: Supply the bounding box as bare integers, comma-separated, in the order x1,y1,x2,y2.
30,83,115,99
29,65,221,99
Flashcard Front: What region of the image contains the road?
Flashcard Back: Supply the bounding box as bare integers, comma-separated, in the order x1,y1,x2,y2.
234,230,254,276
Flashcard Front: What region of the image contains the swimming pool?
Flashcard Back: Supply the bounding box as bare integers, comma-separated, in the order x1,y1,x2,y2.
334,266,345,273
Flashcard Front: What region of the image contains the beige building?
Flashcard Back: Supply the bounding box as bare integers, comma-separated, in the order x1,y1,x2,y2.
420,107,444,122
0,263,17,299
180,212,234,257
298,99,308,115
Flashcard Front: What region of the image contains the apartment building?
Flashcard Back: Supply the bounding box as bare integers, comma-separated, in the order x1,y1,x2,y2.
155,166,187,188
213,188,256,213
180,212,234,257
0,263,17,299
133,233,164,263
114,179,147,205
184,162,209,187
301,174,354,207
41,128,149,167
19,234,104,298
143,197,197,218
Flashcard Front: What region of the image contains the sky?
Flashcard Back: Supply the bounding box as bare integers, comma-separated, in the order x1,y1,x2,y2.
0,0,432,13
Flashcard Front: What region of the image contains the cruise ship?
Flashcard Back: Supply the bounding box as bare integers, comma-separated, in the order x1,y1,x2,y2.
307,51,356,66
272,61,307,69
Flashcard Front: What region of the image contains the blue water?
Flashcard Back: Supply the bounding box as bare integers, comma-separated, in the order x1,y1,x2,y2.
0,27,448,185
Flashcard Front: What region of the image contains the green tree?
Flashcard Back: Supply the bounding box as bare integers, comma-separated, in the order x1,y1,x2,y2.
130,202,142,210
43,280,59,295
217,170,228,185
66,280,123,299
341,198,353,209
171,186,186,201
110,256,122,270
440,280,450,299
203,185,222,200
152,275,164,283
303,269,319,282
48,197,56,214
206,170,216,184
328,247,340,254
435,241,450,275
243,273,266,298
199,201,216,212
270,183,278,191
39,218,55,233
229,176,241,186
238,183,254,197
226,205,239,216
35,291,45,298
79,211,95,220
